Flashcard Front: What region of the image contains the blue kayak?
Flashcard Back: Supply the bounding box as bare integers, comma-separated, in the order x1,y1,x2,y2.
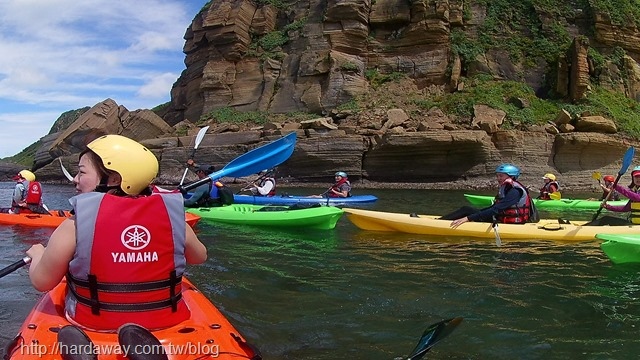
233,194,378,206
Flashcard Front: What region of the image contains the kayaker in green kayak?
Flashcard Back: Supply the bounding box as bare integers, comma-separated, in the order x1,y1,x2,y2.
595,166,640,226
442,163,538,228
538,173,561,200
599,175,620,201
25,135,208,359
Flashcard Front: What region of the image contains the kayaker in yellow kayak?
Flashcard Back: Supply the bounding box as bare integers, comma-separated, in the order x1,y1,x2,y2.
538,173,561,200
25,135,208,358
442,164,537,228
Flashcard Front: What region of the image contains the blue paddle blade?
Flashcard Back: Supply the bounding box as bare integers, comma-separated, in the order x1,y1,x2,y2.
208,132,297,180
619,146,635,175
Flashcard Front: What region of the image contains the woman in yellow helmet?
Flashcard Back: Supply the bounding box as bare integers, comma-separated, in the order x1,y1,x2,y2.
25,135,208,358
8,169,40,213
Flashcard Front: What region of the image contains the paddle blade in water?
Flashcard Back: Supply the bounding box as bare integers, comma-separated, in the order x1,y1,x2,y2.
407,317,463,360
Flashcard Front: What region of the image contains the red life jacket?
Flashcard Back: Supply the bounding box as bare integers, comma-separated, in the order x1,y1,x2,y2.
25,181,43,205
539,181,560,200
66,192,190,331
328,178,351,198
495,179,532,224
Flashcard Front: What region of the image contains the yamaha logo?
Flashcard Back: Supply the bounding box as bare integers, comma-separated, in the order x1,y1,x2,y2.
121,225,151,250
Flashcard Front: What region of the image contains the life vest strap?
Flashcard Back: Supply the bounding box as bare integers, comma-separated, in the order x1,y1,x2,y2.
67,272,183,314
68,285,183,312
68,273,182,292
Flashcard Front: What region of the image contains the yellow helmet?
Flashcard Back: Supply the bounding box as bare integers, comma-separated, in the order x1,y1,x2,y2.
15,170,36,182
543,173,556,181
86,134,158,195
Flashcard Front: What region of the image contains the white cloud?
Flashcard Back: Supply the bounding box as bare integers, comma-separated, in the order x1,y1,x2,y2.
0,0,209,159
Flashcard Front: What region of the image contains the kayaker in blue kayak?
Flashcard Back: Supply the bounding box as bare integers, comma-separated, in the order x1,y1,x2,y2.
25,135,208,359
309,171,352,198
443,163,538,228
538,173,561,200
245,169,277,196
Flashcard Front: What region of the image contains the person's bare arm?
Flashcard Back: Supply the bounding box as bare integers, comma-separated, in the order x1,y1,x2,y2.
26,218,77,291
185,225,207,264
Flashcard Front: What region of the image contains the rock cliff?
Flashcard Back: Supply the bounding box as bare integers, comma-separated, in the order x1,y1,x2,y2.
164,0,640,124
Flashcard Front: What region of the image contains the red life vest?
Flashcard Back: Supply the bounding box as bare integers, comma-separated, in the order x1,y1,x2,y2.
495,179,532,224
66,192,190,331
25,181,43,205
539,181,560,200
328,178,351,198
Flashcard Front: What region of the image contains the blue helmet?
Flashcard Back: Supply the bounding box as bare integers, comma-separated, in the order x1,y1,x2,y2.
495,163,520,178
335,171,348,178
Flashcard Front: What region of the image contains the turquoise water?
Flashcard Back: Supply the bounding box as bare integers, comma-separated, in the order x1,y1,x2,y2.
1,183,639,359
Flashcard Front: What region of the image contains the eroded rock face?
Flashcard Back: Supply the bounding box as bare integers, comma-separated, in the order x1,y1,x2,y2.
162,1,640,128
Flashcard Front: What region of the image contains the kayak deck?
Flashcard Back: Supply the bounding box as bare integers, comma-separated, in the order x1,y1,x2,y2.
596,233,640,264
187,204,344,230
343,208,639,241
5,277,257,360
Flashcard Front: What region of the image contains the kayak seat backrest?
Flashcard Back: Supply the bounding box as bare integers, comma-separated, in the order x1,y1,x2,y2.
288,203,322,210
256,206,290,212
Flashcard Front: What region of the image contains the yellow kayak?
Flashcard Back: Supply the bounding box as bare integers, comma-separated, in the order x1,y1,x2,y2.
342,208,639,241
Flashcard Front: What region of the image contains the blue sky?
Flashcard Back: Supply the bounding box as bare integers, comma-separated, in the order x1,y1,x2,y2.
0,0,209,158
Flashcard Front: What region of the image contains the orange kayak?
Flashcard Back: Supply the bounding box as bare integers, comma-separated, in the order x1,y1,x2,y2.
0,210,71,227
0,211,201,228
5,277,258,360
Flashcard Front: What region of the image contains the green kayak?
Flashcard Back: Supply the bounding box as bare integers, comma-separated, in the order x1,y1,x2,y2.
464,193,627,210
596,233,640,264
186,204,344,230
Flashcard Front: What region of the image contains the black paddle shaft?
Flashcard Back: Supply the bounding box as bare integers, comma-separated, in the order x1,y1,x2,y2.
0,257,30,279
178,176,213,193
